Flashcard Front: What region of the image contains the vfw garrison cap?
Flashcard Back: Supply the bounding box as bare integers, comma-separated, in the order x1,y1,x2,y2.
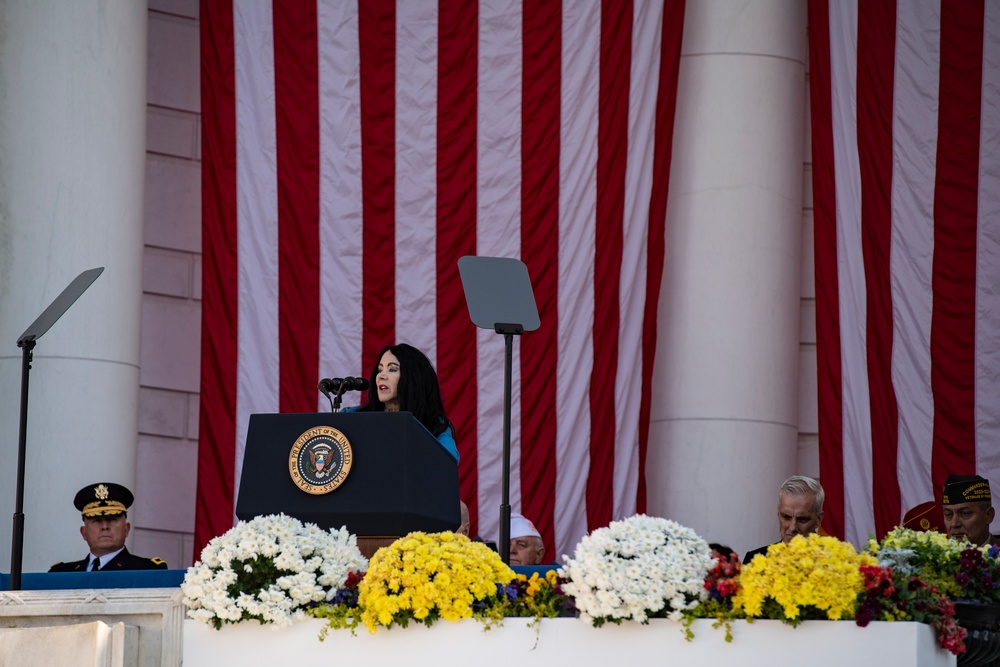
941,475,991,505
901,501,943,532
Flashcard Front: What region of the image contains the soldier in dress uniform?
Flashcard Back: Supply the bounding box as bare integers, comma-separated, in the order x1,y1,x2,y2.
48,482,168,572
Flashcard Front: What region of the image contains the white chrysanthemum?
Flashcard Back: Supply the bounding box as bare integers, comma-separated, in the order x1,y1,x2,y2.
559,514,714,626
181,513,368,628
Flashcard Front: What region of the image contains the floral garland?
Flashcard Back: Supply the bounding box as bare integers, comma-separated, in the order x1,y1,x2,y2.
867,527,968,597
312,551,566,637
868,527,1000,601
496,570,570,621
560,514,714,625
733,533,876,624
185,512,992,660
683,549,742,641
954,545,1000,600
182,514,367,629
855,563,966,655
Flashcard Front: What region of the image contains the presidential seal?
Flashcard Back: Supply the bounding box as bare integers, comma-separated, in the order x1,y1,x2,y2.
288,426,353,495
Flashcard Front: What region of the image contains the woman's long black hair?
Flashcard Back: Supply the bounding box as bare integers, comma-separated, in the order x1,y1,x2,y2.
360,343,455,439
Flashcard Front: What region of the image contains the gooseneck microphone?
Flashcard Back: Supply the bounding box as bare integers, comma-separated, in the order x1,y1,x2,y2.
318,376,369,395
317,379,332,398
339,377,369,392
317,376,369,411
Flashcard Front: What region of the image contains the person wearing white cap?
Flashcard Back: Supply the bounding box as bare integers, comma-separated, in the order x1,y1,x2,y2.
509,512,545,566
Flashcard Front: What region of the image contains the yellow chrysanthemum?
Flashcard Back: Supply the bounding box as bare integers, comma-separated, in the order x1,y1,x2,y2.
526,573,544,597
733,534,875,623
358,531,515,632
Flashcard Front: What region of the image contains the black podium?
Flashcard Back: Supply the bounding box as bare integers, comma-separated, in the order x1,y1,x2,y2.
235,412,460,554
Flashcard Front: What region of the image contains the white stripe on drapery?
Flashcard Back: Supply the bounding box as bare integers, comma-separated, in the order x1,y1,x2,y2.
234,1,279,507
395,1,440,362
318,0,365,408
476,0,524,542
828,1,874,546
613,0,661,519
890,0,940,513
976,0,1000,478
555,0,599,556
217,0,676,551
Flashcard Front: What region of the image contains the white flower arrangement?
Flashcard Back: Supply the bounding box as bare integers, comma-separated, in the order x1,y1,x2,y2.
559,514,714,625
182,513,367,629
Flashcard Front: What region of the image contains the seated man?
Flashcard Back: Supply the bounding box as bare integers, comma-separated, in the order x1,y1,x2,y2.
456,500,498,551
49,482,168,572
901,500,944,533
457,500,471,536
743,475,824,564
941,474,1000,548
509,512,546,566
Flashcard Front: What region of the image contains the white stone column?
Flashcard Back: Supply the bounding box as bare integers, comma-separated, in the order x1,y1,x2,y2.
646,0,807,557
0,2,147,572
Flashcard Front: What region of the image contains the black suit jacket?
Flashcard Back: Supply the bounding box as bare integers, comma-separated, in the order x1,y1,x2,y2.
48,547,167,572
742,543,776,565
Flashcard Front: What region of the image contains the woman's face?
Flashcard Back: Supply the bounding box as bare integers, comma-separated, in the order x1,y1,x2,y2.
376,350,401,411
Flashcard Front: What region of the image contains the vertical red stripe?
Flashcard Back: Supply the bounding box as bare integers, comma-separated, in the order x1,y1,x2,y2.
638,0,685,516
589,0,630,530
808,0,845,539
856,0,899,537
358,1,396,369
930,1,984,491
520,0,560,558
437,0,480,536
196,0,238,555
274,2,321,413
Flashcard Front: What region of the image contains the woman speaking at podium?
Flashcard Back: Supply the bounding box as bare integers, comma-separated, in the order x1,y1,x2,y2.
352,343,459,462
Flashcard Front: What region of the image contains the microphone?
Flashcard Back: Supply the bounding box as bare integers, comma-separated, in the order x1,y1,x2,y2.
349,377,370,391
317,378,334,398
318,376,369,396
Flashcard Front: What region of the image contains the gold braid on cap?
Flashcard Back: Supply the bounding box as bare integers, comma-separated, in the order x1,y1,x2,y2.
81,501,126,517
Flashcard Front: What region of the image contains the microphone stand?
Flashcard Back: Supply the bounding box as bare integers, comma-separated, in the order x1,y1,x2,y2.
319,383,335,412
318,378,354,412
495,323,523,565
332,385,347,412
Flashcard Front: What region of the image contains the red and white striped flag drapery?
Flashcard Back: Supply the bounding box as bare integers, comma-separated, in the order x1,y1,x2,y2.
197,0,685,558
810,0,1000,546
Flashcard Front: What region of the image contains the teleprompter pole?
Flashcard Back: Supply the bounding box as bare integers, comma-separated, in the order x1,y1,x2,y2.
8,267,103,589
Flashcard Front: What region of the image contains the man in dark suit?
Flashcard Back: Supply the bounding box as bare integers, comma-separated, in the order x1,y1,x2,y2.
49,482,167,572
743,476,825,564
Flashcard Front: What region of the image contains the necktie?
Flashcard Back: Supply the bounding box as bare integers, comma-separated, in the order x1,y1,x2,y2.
89,558,99,571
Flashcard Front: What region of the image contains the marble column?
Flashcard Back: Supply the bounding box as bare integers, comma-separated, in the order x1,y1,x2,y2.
646,0,807,556
0,1,147,572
